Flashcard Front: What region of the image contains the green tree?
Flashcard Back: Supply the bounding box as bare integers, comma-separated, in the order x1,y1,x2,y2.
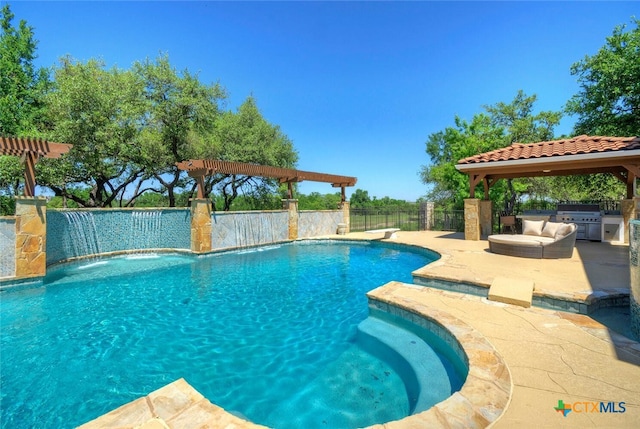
297,192,341,210
420,91,561,210
206,96,298,210
350,188,371,208
131,191,170,208
134,54,226,207
420,113,504,209
369,196,414,209
38,57,146,207
39,54,230,208
484,91,560,144
566,18,640,136
546,174,625,202
0,4,51,203
0,4,50,135
484,90,562,213
0,152,22,196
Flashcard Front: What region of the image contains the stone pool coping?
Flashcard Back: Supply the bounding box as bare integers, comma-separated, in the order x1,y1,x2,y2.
77,378,268,429
79,280,511,429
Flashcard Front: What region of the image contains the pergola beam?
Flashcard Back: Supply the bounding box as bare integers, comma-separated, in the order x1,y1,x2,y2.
177,159,357,201
0,136,71,159
0,136,73,197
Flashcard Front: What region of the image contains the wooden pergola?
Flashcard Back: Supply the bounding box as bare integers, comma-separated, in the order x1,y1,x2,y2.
176,159,357,201
456,136,640,199
0,136,73,197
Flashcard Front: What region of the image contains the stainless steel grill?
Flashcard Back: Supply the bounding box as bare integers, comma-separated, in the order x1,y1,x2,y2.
555,204,602,241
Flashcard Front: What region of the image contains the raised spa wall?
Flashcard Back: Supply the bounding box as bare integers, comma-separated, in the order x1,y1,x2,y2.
0,198,350,281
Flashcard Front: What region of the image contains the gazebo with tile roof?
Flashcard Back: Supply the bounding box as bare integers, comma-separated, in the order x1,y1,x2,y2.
455,135,640,240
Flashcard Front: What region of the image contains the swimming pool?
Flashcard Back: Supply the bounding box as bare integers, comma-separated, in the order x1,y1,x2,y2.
0,240,462,428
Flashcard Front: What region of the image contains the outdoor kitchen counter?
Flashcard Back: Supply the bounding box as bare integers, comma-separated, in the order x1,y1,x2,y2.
601,215,625,243
516,214,553,221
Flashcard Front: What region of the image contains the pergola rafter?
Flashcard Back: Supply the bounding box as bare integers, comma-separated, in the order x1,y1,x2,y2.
176,159,357,201
0,136,73,197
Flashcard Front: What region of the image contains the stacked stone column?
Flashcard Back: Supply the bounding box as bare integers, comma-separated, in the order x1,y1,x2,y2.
190,199,212,253
15,197,47,277
464,198,493,240
340,201,350,233
282,199,298,239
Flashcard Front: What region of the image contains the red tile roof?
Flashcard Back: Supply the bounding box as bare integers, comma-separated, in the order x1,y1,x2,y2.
457,135,640,165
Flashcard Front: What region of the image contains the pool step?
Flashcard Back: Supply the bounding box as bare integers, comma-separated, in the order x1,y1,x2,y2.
356,316,453,414
488,276,535,308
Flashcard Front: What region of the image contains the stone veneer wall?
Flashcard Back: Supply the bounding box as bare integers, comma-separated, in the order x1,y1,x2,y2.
210,211,289,250
47,209,191,265
630,220,640,340
0,217,16,278
298,210,344,238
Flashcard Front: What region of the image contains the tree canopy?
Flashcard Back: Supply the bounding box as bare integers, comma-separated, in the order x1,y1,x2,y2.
420,91,561,210
0,4,49,136
207,96,298,211
38,57,147,207
0,5,298,210
0,4,50,202
133,54,225,207
566,18,640,136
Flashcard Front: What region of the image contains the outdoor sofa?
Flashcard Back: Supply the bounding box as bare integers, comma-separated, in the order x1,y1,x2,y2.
488,220,577,259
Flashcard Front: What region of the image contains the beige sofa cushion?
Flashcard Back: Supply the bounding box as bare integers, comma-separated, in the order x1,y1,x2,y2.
488,234,555,247
522,220,545,236
541,221,562,238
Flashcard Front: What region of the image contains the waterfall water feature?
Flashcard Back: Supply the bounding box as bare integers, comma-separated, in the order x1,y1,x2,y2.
233,212,282,248
0,219,16,277
62,211,102,258
129,211,163,250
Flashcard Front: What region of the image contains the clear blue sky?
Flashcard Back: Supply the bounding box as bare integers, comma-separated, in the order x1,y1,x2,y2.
8,1,638,201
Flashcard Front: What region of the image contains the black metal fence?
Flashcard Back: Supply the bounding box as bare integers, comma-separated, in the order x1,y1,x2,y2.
349,206,464,232
430,209,465,232
350,199,621,234
350,207,420,232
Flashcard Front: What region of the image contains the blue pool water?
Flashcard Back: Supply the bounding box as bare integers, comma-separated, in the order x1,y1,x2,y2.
0,240,458,428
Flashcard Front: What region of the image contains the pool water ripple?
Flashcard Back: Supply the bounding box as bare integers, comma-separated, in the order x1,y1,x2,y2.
0,241,446,429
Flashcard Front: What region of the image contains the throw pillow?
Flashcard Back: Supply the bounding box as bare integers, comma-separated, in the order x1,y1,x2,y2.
555,223,573,238
522,219,545,236
541,221,561,238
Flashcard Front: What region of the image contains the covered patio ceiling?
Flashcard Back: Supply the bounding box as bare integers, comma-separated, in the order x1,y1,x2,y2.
176,159,357,201
455,135,640,199
0,136,73,197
